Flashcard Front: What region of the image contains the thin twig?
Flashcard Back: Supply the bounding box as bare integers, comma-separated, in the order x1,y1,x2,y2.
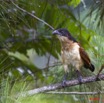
4,36,52,43
96,64,104,79
45,41,54,71
17,73,104,97
10,0,54,30
42,63,61,70
46,91,104,95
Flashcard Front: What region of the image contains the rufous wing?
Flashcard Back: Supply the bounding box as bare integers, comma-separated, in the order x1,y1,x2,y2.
79,47,95,72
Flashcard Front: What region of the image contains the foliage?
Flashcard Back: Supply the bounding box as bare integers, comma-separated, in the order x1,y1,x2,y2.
81,0,104,35
0,0,104,103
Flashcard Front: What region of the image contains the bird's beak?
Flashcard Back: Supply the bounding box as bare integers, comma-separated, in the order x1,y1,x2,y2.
52,30,61,35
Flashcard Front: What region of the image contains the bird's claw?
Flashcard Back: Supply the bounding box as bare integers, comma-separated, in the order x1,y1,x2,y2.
78,75,82,84
96,77,100,81
76,70,82,84
62,80,67,87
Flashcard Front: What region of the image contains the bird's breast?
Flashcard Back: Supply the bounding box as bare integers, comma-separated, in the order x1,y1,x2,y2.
61,43,83,68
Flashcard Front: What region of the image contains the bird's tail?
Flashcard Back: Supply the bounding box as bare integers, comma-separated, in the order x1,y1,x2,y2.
89,64,95,72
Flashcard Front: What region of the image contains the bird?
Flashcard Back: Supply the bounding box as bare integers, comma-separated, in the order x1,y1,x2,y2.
52,28,95,86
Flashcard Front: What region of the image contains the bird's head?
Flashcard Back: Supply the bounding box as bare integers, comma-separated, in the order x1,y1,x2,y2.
52,28,77,42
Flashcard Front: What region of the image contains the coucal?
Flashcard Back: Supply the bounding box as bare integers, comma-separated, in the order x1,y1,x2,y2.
52,28,95,86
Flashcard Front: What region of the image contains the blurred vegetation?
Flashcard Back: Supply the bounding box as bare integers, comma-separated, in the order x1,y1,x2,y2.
0,0,104,103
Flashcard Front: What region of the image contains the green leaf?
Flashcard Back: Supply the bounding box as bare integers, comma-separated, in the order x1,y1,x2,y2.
68,0,81,7
8,51,29,64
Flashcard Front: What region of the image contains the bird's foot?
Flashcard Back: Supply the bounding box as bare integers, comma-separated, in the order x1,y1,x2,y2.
61,80,67,87
78,75,83,84
76,70,82,84
96,76,100,81
62,73,68,87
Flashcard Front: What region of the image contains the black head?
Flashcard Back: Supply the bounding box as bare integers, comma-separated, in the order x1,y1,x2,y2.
52,28,77,42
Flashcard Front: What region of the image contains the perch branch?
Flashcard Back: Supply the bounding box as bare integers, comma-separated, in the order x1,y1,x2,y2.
46,91,104,95
10,0,54,30
18,73,104,97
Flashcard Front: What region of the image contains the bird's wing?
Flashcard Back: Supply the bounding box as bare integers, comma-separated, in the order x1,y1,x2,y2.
79,47,91,68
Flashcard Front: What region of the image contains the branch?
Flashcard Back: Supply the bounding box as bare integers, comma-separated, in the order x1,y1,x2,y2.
42,62,61,70
10,0,54,30
46,91,104,95
18,73,104,97
96,64,104,78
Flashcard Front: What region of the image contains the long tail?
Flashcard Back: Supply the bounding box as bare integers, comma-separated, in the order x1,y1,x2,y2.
89,64,95,72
